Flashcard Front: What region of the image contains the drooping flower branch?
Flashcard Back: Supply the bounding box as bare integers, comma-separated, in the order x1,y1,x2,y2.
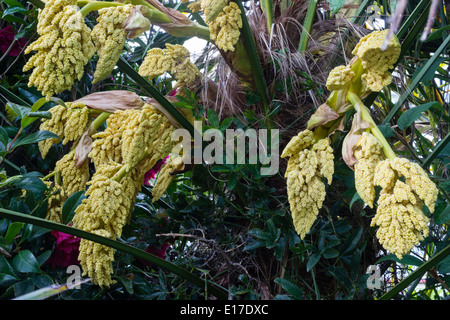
282,29,439,259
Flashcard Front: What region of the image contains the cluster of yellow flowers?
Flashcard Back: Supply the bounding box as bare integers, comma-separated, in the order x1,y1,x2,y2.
325,65,355,91
71,103,177,286
72,162,140,287
90,104,174,169
326,29,401,95
350,131,439,258
352,29,401,93
38,102,90,158
23,0,96,99
151,154,185,202
353,132,385,208
42,180,67,223
138,44,200,93
55,150,90,197
370,157,438,258
281,130,334,239
91,5,134,83
184,0,241,52
207,2,242,52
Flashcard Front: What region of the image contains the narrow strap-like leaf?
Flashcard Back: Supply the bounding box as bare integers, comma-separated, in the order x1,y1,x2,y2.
378,243,450,300
0,85,31,107
0,208,228,300
232,0,270,115
422,131,450,169
298,0,318,52
382,34,450,125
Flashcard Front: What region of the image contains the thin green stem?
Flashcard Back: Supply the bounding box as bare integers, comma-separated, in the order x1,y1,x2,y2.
347,92,397,160
90,111,111,134
80,1,124,17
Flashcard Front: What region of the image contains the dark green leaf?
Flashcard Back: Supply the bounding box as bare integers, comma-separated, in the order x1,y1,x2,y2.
11,130,60,150
219,118,233,131
0,127,9,148
12,250,41,273
0,256,18,280
3,0,25,8
306,253,321,272
61,191,85,224
397,102,442,130
3,222,23,245
375,254,423,267
424,25,450,42
342,227,363,255
207,108,219,127
12,174,46,194
350,192,362,209
434,205,450,225
13,279,34,297
5,102,29,121
322,248,339,259
274,278,303,299
377,124,395,138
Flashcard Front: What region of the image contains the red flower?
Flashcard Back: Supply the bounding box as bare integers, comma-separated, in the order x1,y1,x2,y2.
143,156,169,185
0,25,27,57
138,242,170,267
47,230,81,269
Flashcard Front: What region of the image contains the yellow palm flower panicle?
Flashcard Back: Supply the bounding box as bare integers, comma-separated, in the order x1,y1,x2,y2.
374,157,439,213
208,2,242,52
77,229,116,287
134,104,176,174
54,150,90,196
371,157,438,258
371,181,430,259
326,65,355,91
73,162,132,287
352,29,401,93
63,102,90,145
23,2,95,99
121,105,165,167
201,0,229,23
42,180,67,223
89,109,135,167
139,44,200,92
38,104,68,158
353,132,385,208
312,137,334,185
285,149,326,239
152,154,185,202
280,129,315,158
91,5,134,84
281,130,334,239
388,157,439,213
187,1,202,12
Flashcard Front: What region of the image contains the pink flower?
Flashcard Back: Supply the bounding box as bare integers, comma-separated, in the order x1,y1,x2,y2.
47,230,81,269
143,156,169,185
0,25,27,57
168,89,178,96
